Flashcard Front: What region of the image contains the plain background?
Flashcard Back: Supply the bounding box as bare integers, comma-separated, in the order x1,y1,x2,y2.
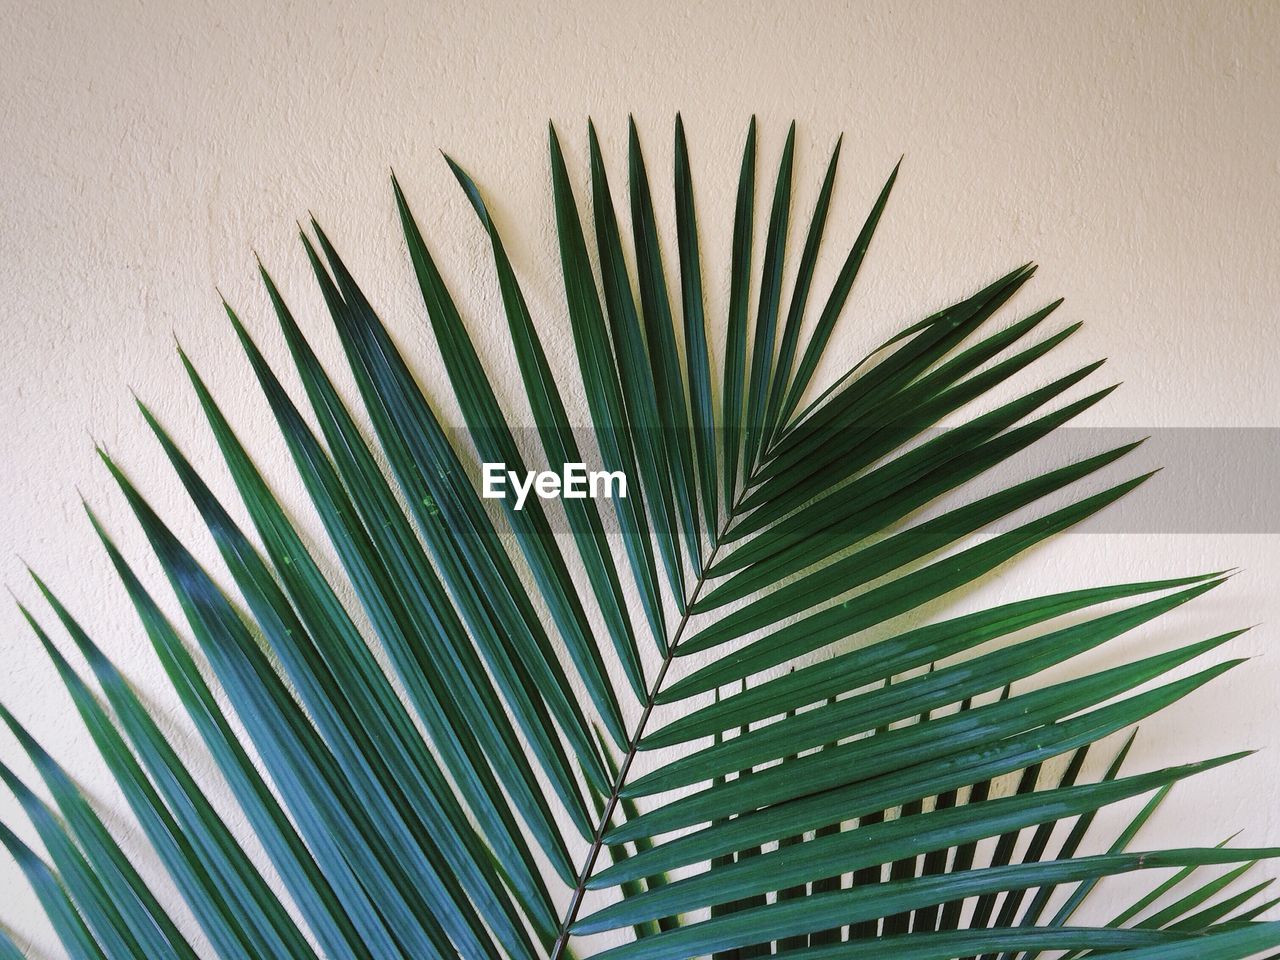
2,0,1278,955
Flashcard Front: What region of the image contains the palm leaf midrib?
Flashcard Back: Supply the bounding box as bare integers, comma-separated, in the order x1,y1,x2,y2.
552,479,765,956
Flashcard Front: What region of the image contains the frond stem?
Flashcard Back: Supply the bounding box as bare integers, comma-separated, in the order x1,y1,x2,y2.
550,504,741,959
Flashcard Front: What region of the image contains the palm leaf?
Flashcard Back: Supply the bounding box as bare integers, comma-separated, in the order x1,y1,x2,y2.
3,118,1275,960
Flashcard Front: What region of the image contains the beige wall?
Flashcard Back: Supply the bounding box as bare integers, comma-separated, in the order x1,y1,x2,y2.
2,0,1278,954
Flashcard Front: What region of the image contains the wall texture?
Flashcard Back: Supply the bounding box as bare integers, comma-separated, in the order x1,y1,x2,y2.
2,0,1278,955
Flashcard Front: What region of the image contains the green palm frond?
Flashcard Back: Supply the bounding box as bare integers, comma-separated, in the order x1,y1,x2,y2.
3,117,1277,960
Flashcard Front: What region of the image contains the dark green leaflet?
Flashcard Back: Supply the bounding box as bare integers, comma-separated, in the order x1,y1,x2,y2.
628,119,704,575
591,850,1280,960
0,820,108,960
613,638,1240,843
770,158,900,442
722,118,757,505
597,664,1236,885
304,221,609,802
672,113,720,542
444,156,649,699
643,573,1216,749
395,174,629,748
549,123,671,649
0,698,200,960
577,756,1239,934
587,122,688,608
761,135,841,451
84,511,391,960
741,122,796,473
631,581,1220,796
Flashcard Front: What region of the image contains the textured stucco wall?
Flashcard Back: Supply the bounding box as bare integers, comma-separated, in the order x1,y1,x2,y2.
2,0,1279,955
